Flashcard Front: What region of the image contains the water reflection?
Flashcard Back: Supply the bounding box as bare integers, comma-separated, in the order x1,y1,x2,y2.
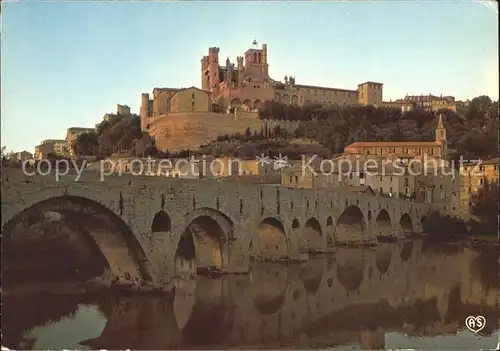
3,240,499,350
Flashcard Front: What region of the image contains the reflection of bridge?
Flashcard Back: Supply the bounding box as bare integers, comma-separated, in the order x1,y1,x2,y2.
79,241,498,350
2,169,437,287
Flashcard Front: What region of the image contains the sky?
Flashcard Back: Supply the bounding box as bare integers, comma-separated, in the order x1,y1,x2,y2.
1,0,498,153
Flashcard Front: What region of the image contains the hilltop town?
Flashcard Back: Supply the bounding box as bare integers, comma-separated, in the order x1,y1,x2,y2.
3,40,498,232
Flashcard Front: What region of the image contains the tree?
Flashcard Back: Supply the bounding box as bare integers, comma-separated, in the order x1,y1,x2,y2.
73,132,99,156
422,211,468,239
470,179,498,234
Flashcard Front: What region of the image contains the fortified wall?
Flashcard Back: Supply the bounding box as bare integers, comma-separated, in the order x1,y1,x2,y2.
148,112,261,152
148,111,301,152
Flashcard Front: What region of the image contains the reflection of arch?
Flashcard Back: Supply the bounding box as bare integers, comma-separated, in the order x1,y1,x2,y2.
326,216,334,248
400,241,413,262
282,94,290,104
302,217,323,253
250,217,288,260
375,209,393,240
82,295,181,349
300,258,324,294
274,93,281,102
334,205,365,243
230,98,241,106
152,211,172,232
251,263,287,315
2,195,152,283
375,246,392,274
400,213,413,235
337,256,364,291
291,95,299,105
181,278,234,346
253,99,262,110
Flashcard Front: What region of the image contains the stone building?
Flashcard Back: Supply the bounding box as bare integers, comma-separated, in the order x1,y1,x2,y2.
200,40,383,109
34,139,70,159
139,40,384,152
66,127,95,155
384,94,456,113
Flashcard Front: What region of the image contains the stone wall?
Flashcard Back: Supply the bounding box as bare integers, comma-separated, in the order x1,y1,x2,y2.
148,112,263,152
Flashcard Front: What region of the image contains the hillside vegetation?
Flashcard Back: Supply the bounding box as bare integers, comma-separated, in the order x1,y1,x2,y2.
71,95,498,160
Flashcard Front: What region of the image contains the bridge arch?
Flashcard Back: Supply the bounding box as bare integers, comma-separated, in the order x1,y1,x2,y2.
177,208,233,275
230,98,241,107
243,99,252,109
152,210,172,233
334,205,366,244
301,217,324,253
375,209,394,241
2,193,152,284
250,216,288,261
399,213,413,235
253,99,262,110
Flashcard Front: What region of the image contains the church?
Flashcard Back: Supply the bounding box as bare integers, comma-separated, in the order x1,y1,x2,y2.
343,114,448,160
200,40,383,111
138,40,385,152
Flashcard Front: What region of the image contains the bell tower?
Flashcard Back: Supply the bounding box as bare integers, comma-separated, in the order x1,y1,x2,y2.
435,113,447,158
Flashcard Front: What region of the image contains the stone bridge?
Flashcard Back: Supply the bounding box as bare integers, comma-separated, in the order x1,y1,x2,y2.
1,168,435,287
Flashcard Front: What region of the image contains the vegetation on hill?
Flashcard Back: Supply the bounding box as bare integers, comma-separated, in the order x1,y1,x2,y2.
72,114,158,158
197,95,498,159
70,95,498,160
469,179,499,234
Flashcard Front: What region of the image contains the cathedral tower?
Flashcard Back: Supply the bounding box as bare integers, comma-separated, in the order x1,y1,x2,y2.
201,47,221,95
435,113,447,158
243,40,269,80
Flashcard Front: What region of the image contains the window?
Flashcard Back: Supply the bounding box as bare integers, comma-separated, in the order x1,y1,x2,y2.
192,93,195,99
380,187,383,193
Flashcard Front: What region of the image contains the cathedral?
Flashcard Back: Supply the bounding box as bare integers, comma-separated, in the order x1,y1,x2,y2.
200,40,384,111
201,40,274,111
139,40,384,152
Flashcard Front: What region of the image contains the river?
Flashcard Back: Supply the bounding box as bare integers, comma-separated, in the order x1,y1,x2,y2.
2,239,499,350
